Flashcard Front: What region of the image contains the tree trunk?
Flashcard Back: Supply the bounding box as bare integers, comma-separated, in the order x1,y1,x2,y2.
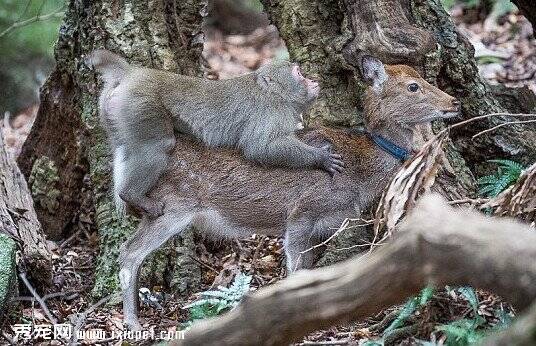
18,0,205,298
260,0,536,264
0,234,17,316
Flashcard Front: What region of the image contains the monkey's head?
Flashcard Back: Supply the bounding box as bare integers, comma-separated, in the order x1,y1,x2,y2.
256,62,320,111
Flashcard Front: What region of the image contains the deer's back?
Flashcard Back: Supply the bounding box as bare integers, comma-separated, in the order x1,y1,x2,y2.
151,128,392,237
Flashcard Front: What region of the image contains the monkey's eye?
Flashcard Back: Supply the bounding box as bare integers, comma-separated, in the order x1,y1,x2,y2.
407,83,419,92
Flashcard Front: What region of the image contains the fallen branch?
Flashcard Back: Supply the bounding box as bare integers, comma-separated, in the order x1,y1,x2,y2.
19,272,57,324
171,194,536,345
0,128,52,313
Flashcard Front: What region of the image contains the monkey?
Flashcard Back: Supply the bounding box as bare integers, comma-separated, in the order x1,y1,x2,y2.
88,50,344,218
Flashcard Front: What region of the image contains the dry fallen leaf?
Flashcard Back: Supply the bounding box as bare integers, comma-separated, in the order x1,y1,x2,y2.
374,130,449,240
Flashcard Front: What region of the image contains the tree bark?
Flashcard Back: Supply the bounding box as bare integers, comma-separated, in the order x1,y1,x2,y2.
17,0,205,298
0,234,17,316
172,194,536,346
0,130,51,281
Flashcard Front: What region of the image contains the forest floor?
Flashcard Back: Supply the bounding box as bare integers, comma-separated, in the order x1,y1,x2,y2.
1,5,535,346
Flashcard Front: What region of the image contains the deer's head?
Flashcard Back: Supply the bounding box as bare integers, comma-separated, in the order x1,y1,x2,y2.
360,56,460,134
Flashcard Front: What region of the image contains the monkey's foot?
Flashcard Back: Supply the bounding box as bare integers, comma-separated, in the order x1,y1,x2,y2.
319,145,345,176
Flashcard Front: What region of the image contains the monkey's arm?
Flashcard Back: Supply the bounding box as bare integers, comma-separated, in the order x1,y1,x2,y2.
253,135,344,174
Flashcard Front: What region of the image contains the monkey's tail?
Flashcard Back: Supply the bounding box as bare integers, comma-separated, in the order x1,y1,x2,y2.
87,49,131,83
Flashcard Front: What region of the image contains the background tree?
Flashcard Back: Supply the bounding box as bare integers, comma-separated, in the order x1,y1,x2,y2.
17,0,207,299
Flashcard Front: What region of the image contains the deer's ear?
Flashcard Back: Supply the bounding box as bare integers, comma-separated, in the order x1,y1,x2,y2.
360,56,388,94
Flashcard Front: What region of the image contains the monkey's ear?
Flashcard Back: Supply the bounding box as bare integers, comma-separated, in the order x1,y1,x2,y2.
257,74,274,89
360,56,388,94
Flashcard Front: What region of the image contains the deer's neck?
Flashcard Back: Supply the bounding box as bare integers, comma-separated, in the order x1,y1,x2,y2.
367,125,413,161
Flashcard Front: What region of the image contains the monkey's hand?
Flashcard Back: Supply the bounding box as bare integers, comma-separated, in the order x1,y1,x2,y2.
318,145,344,175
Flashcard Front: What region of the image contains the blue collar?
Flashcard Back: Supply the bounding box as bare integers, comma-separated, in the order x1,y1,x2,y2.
368,133,410,161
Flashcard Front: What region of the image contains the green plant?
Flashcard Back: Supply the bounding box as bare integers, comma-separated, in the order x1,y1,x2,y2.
436,286,485,346
437,317,487,346
441,0,481,11
436,286,510,346
477,159,524,197
384,285,434,335
183,272,252,324
457,286,479,312
363,286,435,346
0,0,65,113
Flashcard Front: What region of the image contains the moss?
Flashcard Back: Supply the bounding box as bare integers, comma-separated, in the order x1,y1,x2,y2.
91,215,136,299
28,156,61,214
0,234,17,312
169,230,201,296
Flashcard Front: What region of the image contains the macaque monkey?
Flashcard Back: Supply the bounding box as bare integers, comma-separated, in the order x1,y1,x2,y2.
88,50,344,218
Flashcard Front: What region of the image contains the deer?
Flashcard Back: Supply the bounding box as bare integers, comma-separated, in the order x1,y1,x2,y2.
117,56,461,330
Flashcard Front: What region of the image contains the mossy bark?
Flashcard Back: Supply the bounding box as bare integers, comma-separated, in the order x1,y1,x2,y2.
18,0,205,299
261,0,536,264
0,234,17,316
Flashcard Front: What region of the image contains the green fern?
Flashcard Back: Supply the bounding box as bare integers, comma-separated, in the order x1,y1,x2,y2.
362,287,435,345
477,159,524,197
184,273,252,324
436,287,486,346
437,317,486,346
457,286,479,313
385,286,434,334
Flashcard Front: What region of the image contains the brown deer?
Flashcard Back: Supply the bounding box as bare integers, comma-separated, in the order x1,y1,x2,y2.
117,56,460,330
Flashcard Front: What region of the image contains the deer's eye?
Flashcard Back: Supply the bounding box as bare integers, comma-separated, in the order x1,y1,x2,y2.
408,83,419,92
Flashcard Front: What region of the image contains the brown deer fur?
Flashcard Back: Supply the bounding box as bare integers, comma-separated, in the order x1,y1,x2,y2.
117,57,460,330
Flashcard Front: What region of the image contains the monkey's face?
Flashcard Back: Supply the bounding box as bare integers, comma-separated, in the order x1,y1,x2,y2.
291,65,319,101
257,62,320,110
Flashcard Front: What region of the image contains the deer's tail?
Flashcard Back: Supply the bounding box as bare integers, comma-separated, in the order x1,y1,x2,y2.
87,49,131,84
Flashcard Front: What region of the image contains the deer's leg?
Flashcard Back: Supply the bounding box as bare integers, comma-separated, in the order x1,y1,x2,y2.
118,213,193,330
284,224,316,274
285,191,358,274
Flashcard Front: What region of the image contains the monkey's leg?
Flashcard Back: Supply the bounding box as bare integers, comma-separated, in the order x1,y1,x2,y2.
119,140,173,218
119,213,193,330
